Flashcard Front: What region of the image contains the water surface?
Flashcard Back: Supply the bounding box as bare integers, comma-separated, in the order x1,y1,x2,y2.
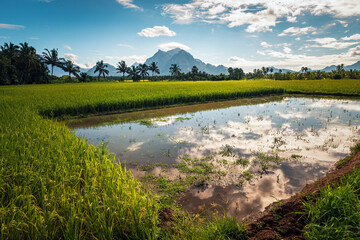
71,96,360,219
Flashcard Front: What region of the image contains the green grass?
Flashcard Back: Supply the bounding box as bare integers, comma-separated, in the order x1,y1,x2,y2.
1,79,360,239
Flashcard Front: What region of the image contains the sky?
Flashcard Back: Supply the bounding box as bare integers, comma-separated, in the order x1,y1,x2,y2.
1,0,360,72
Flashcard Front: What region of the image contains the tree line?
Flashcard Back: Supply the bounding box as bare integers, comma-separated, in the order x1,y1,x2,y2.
1,42,359,85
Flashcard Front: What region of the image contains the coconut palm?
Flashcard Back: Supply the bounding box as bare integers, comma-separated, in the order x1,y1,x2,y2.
169,64,181,78
138,63,149,80
19,42,39,83
42,48,61,76
148,62,160,76
78,72,88,82
116,60,127,81
1,42,19,64
61,60,80,80
94,60,109,81
127,66,141,82
191,66,198,76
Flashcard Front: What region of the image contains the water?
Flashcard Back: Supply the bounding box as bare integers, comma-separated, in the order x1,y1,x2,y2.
70,96,360,219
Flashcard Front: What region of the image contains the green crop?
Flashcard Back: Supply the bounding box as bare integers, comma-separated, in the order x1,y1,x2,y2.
1,79,360,239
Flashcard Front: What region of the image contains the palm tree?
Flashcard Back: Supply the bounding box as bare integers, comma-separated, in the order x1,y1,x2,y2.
42,48,61,76
61,60,80,80
169,64,181,78
148,62,160,76
138,63,149,80
1,42,19,64
336,64,344,73
191,66,198,76
127,66,141,82
78,72,88,82
19,42,38,83
116,60,127,81
94,60,109,81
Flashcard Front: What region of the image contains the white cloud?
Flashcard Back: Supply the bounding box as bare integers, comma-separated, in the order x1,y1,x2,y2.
308,37,337,45
261,41,272,48
117,43,134,49
138,26,176,37
0,36,8,39
227,44,360,72
64,53,79,62
337,20,349,27
28,37,39,40
307,37,359,49
0,23,25,29
342,34,360,41
157,42,191,51
116,0,143,11
283,47,292,54
162,1,360,32
278,26,317,36
257,50,266,56
64,45,72,50
295,37,301,41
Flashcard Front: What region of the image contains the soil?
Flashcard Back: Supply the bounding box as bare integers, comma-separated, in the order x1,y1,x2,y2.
245,151,360,240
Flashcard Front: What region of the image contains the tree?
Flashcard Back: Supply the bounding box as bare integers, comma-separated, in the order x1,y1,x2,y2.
78,72,88,82
169,64,181,78
138,63,149,80
1,42,19,65
127,66,141,82
19,42,39,84
116,60,127,81
42,48,61,76
228,67,234,79
191,66,198,76
336,64,344,73
148,62,160,76
61,60,80,80
94,60,109,81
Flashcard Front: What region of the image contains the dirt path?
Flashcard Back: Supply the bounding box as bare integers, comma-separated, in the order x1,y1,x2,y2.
245,151,360,240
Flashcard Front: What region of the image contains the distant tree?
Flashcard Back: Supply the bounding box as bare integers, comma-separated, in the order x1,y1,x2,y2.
61,60,80,80
78,72,88,82
94,60,109,81
42,48,61,76
169,64,181,78
270,68,274,74
228,67,234,79
127,66,141,82
336,64,344,73
116,60,127,81
279,69,282,73
234,68,244,80
138,63,149,80
191,66,198,76
301,67,308,73
148,62,160,76
261,66,266,75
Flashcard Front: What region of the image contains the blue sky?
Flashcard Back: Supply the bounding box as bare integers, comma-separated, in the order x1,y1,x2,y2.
1,0,360,71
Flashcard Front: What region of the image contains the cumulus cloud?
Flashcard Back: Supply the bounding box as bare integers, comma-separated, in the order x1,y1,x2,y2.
278,26,317,36
116,0,143,11
283,47,292,54
162,0,360,32
342,34,360,41
64,53,79,62
138,26,176,37
228,43,360,72
0,23,25,29
261,42,272,48
157,42,191,51
64,45,72,50
307,37,359,49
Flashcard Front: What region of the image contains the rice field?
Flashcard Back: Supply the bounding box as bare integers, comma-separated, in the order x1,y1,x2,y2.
1,79,360,239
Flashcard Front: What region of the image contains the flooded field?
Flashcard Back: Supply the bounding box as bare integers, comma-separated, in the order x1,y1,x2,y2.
71,96,360,219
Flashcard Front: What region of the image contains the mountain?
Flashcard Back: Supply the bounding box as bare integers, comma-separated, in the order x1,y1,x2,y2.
320,61,360,72
144,48,228,75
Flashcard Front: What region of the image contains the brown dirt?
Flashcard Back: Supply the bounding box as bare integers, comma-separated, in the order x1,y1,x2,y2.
245,151,360,240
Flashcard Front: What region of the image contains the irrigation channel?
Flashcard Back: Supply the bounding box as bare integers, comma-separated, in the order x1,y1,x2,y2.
68,95,360,219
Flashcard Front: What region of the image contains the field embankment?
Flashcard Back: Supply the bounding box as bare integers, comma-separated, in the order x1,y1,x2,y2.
1,79,360,239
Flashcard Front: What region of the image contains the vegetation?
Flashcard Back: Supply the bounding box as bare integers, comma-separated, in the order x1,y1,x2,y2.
94,60,109,81
304,142,360,239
